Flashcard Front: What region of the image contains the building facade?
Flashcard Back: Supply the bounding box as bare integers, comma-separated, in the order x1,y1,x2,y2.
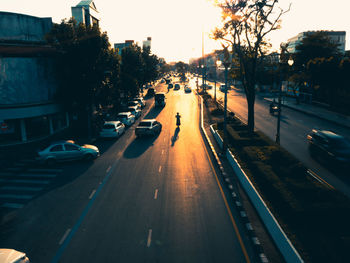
286,31,346,53
71,0,100,27
114,40,134,55
142,37,152,50
0,12,68,146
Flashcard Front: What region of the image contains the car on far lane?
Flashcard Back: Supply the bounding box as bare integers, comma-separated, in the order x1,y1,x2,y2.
117,112,135,126
135,119,162,137
174,83,180,90
307,129,350,166
99,121,125,139
127,101,141,111
36,140,100,165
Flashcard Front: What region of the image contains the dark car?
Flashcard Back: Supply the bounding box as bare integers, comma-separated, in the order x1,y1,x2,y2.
174,83,180,90
307,129,350,166
135,119,162,137
168,83,173,89
146,88,155,97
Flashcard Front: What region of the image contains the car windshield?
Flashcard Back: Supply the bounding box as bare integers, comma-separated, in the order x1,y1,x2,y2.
138,121,152,127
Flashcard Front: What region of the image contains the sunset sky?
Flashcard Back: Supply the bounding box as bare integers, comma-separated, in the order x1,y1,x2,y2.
1,0,349,62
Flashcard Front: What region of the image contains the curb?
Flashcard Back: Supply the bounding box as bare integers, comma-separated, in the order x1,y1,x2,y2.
208,120,303,263
199,97,269,263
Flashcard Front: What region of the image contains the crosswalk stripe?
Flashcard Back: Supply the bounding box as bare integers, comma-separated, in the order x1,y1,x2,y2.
0,203,25,209
0,194,34,199
17,173,56,178
0,179,50,184
0,186,43,191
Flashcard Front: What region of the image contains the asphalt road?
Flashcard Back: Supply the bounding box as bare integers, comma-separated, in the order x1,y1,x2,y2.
0,82,254,263
195,78,350,198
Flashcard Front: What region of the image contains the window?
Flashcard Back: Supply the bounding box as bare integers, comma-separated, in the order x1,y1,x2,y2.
50,145,64,152
64,144,80,151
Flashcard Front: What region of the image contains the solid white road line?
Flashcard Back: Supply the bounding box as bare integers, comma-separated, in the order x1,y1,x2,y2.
154,189,158,199
147,229,152,247
59,229,71,245
106,166,111,173
158,166,162,173
89,189,96,200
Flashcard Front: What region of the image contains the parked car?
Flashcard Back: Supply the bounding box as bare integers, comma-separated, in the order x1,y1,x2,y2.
220,84,230,92
0,249,30,263
117,112,135,126
127,106,141,119
134,97,146,108
307,129,350,166
146,88,155,97
127,101,141,111
99,121,125,139
155,92,166,107
184,86,192,93
135,119,162,137
36,140,100,165
174,83,180,90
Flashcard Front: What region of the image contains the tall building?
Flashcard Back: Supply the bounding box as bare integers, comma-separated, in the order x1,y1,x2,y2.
114,40,134,55
286,31,346,53
0,12,69,146
142,37,152,50
71,0,100,27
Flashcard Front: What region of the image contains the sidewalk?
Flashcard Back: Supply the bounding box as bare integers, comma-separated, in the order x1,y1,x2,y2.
263,96,350,129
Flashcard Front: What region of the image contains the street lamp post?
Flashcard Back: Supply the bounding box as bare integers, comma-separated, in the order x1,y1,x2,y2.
201,64,204,92
222,53,230,154
276,58,293,145
215,60,222,104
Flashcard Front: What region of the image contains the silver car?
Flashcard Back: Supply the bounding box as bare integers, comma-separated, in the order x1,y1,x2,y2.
117,112,135,126
36,140,100,165
127,106,141,119
99,121,125,138
135,119,162,137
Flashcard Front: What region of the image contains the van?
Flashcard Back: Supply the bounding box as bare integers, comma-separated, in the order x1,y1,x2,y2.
155,92,166,107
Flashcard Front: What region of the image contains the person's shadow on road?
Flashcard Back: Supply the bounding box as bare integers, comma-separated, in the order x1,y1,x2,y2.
171,127,180,146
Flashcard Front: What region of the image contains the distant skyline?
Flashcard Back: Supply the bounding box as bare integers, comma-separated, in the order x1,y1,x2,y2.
1,0,349,63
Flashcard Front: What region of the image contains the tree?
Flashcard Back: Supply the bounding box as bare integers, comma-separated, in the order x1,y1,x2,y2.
142,46,160,85
294,32,340,69
175,61,189,82
120,44,143,99
46,19,120,136
213,0,290,132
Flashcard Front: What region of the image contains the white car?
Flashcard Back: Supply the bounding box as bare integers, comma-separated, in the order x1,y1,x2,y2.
127,101,141,111
127,106,141,119
117,112,135,126
99,121,125,138
134,97,146,108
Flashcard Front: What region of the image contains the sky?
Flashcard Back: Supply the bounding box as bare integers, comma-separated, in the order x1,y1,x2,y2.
1,0,349,63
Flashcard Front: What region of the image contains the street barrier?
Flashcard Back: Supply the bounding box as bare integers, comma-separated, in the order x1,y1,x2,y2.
210,124,304,263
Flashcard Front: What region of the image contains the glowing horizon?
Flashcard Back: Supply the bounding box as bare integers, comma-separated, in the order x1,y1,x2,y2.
1,0,349,63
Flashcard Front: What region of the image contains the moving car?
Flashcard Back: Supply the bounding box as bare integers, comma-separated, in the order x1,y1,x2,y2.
0,249,30,263
146,88,155,97
99,121,125,138
307,129,350,166
36,140,100,165
174,83,180,90
155,92,166,107
117,112,135,126
127,106,141,119
135,119,162,137
168,83,173,89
